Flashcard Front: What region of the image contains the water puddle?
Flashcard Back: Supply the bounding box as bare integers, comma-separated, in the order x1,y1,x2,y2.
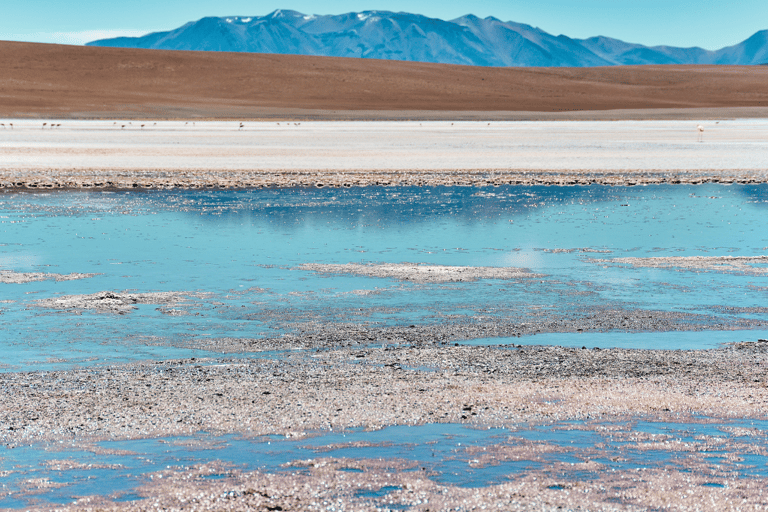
462,330,768,350
2,418,766,507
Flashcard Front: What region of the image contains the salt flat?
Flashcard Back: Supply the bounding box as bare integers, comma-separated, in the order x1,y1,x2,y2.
1,119,768,176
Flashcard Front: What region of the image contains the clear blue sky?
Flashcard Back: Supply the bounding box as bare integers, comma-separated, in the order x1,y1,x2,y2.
1,0,765,50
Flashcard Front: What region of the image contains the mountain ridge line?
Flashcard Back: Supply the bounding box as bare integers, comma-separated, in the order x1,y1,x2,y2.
87,9,768,68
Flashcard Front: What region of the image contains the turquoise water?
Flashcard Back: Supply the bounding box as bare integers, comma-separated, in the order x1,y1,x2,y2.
1,185,768,370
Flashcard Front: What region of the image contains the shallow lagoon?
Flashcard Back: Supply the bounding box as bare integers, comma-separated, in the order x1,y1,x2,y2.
1,184,768,371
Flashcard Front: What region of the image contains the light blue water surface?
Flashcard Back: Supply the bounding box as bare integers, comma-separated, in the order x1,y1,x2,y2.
1,185,767,370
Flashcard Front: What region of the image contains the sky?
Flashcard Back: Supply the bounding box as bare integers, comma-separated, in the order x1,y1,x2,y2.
1,0,765,50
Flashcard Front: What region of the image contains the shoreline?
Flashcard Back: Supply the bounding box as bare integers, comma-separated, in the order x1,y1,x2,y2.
3,169,768,190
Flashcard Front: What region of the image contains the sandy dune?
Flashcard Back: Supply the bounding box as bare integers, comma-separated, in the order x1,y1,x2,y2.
2,41,768,120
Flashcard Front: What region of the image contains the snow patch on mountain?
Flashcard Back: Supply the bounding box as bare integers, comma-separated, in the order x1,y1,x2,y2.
86,10,768,68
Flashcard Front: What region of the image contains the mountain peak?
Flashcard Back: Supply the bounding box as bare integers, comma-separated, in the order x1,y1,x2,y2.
86,10,768,68
266,9,304,19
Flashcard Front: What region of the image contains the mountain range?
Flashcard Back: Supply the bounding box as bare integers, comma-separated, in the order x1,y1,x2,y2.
87,9,768,67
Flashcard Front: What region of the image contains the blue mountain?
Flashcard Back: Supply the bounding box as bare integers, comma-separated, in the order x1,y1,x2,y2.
87,10,768,67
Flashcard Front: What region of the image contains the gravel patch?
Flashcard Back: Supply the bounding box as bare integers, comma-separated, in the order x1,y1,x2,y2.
2,342,767,447
3,169,767,190
187,307,768,353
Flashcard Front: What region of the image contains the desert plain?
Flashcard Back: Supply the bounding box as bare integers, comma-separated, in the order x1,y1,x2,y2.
1,42,768,511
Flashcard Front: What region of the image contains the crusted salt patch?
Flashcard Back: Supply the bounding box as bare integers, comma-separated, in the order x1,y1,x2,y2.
34,290,207,314
604,255,768,275
297,262,540,283
0,270,99,284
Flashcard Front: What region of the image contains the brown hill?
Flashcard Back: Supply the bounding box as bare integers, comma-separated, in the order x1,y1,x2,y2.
2,40,768,120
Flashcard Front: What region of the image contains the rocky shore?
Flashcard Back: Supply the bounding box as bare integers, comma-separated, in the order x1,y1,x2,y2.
2,169,768,190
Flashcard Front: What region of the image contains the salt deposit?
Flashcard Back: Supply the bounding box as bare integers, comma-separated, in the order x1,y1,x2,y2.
606,255,768,275
1,119,768,188
297,262,540,283
0,270,98,284
34,290,207,314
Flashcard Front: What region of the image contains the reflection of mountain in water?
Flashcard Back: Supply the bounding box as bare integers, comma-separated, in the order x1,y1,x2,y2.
166,186,631,228
736,185,768,208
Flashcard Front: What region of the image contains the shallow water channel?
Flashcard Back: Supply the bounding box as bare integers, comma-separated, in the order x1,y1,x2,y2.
2,185,768,506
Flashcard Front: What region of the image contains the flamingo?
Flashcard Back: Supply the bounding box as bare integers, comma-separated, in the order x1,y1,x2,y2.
697,125,704,143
